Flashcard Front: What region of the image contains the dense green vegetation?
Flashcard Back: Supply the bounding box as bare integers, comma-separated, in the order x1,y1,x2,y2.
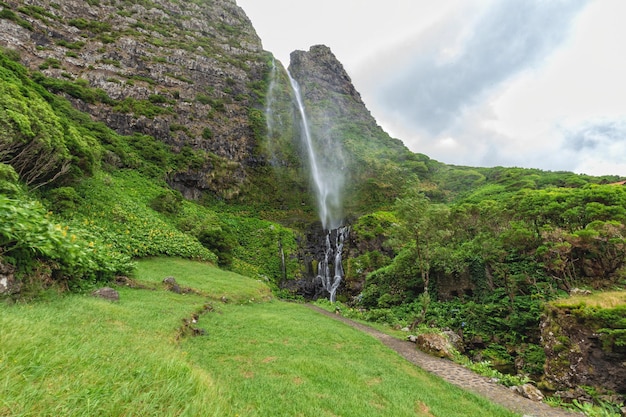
0,257,518,417
352,178,626,377
0,49,299,298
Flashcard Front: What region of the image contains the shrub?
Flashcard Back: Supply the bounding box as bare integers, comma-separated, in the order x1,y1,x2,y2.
150,190,183,216
197,226,235,267
0,195,132,291
201,127,213,139
45,186,82,213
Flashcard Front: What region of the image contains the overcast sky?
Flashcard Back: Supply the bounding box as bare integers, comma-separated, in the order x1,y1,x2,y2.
236,0,626,177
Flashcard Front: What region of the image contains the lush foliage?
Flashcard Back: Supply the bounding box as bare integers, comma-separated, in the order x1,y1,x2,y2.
357,180,626,382
66,171,218,263
0,49,305,297
0,54,101,187
1,17,625,415
0,189,131,293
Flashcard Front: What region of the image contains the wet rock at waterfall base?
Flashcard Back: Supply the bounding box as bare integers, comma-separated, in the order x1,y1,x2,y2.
283,225,349,301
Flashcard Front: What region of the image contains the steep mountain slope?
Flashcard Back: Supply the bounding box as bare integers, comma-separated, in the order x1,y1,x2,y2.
0,1,437,223
0,0,269,199
288,45,440,215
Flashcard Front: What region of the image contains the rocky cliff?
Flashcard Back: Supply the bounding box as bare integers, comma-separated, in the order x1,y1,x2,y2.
0,1,438,214
541,302,626,398
289,45,368,120
0,0,269,198
288,45,439,215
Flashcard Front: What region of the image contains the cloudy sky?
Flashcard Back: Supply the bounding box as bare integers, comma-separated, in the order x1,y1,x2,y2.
236,0,626,177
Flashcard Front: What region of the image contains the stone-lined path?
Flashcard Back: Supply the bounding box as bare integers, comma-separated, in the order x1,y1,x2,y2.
308,305,583,417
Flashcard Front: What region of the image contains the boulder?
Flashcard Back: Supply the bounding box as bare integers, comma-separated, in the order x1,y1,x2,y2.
92,287,119,301
442,330,465,353
416,333,455,359
163,276,182,293
163,276,177,285
510,384,544,402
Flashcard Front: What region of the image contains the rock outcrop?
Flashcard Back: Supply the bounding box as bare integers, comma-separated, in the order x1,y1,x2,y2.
289,45,368,118
0,0,268,198
415,332,456,360
92,287,119,301
540,303,626,395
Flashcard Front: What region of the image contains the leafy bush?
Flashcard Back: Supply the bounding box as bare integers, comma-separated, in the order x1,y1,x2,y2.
150,190,183,216
0,57,103,187
0,163,20,196
201,127,213,139
197,225,236,267
0,194,132,292
68,17,111,33
45,186,82,213
465,361,530,387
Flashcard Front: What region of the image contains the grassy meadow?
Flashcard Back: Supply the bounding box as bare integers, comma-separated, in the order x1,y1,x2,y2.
1,257,518,417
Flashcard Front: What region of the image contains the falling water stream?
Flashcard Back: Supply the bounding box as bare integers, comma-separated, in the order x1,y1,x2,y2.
287,72,331,230
286,70,349,302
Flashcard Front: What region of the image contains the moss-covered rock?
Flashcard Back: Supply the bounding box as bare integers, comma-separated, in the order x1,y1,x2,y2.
540,300,626,395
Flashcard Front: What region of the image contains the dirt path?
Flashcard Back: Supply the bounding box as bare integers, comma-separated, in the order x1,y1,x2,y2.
307,305,583,417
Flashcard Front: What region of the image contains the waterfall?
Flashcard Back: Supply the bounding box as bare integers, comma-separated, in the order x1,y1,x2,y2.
287,71,333,229
315,226,349,302
286,69,349,302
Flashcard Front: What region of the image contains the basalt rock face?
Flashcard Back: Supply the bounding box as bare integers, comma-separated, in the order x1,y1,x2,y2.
283,223,348,300
0,0,268,198
289,45,367,117
541,304,626,396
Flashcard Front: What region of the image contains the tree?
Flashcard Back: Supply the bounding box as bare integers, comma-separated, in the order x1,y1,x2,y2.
393,187,450,326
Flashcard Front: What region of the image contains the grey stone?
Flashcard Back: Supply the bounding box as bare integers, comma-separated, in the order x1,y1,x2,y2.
163,276,177,285
92,287,119,301
0,262,20,295
416,333,455,360
442,330,464,353
510,384,544,402
163,276,182,293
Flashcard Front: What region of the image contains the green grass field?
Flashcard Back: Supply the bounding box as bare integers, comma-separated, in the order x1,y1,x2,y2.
0,258,518,417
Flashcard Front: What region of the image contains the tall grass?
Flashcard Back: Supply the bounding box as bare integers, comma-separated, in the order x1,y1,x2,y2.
1,258,518,417
0,287,222,416
554,290,626,309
